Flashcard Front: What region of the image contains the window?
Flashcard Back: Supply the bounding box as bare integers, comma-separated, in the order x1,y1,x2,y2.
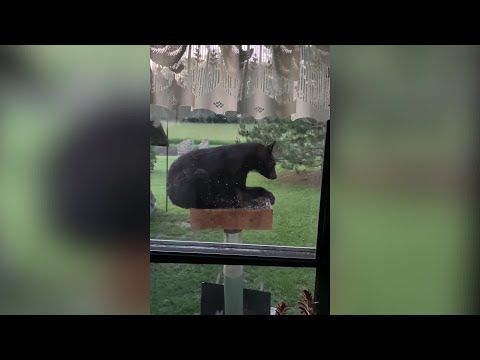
150,45,330,315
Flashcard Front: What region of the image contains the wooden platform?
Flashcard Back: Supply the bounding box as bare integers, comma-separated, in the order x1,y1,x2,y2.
190,207,273,230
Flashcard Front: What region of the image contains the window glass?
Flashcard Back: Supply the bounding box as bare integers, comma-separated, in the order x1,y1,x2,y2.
150,263,316,315
150,45,329,247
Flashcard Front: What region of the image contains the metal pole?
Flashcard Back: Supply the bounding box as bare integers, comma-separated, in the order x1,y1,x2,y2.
223,229,244,315
165,117,169,212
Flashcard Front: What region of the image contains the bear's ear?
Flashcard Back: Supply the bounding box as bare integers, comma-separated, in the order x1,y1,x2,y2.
266,142,275,153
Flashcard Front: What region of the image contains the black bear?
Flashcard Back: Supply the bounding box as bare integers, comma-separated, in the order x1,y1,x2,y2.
167,142,277,209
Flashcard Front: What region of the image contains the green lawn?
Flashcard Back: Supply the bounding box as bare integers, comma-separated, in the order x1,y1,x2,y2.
150,156,321,314
160,121,252,145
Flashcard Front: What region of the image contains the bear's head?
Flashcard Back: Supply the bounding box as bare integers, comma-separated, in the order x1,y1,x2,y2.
255,142,277,180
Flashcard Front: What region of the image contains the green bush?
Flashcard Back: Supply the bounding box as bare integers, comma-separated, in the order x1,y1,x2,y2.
238,118,326,173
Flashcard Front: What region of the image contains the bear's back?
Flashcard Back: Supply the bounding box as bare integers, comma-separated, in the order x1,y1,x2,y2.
170,142,260,175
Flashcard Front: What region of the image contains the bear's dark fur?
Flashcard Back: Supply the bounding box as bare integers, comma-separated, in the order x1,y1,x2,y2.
167,142,277,209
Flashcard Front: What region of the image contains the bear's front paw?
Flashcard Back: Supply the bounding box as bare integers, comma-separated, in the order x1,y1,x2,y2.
266,191,275,206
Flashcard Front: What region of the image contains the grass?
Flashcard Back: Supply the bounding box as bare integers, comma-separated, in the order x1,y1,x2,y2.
160,121,252,145
150,156,322,314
